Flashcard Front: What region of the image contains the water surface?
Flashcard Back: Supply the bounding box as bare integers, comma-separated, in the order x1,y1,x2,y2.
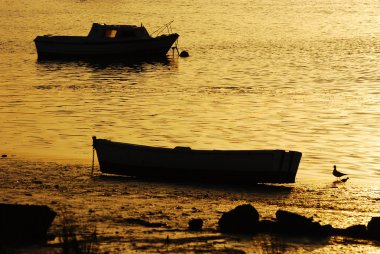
1,0,380,182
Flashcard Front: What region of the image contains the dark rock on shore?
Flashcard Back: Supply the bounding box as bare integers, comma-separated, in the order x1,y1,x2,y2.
274,212,380,241
276,210,312,225
218,206,331,237
217,205,380,243
218,204,259,234
275,210,333,237
367,217,380,240
188,218,203,231
332,217,380,240
0,203,56,244
258,219,278,233
334,224,368,239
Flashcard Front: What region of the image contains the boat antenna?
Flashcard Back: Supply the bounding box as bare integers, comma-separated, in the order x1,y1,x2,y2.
151,20,174,36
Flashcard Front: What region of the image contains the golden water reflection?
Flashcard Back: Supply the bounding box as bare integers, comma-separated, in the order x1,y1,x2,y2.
0,0,379,184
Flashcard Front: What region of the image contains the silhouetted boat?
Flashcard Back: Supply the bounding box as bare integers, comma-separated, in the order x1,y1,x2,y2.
92,137,302,184
34,22,179,59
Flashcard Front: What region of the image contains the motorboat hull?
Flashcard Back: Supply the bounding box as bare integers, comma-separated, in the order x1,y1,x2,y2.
34,34,179,59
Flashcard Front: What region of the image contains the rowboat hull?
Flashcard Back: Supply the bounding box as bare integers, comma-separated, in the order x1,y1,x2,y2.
92,137,302,184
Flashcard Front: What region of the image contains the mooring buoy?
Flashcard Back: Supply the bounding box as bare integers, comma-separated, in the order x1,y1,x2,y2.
179,50,189,57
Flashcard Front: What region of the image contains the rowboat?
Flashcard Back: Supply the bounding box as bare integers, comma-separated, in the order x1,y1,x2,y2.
92,137,302,184
34,22,179,59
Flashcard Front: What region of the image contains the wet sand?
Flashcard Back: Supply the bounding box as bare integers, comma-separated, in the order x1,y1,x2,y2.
0,157,379,253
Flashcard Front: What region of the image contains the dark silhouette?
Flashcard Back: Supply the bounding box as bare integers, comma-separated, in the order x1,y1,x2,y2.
219,204,380,241
188,219,203,231
34,22,179,60
92,136,302,184
0,204,56,244
218,204,259,234
332,165,348,180
179,50,190,57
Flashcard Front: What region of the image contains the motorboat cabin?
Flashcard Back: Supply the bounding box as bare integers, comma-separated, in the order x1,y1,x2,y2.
87,23,151,40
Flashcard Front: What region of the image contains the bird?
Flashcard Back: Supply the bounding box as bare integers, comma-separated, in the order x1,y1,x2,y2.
341,177,349,182
332,165,348,180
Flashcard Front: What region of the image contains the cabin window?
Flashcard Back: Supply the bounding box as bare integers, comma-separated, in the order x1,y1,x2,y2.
105,29,117,38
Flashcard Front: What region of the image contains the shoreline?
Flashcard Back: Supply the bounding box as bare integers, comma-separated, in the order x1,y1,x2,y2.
0,157,379,253
0,152,374,185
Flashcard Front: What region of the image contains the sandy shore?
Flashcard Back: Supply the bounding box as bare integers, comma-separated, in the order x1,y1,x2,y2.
0,157,379,253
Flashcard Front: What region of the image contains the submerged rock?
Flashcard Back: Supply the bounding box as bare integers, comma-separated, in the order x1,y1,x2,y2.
124,218,168,228
188,218,203,231
0,203,56,244
218,204,259,234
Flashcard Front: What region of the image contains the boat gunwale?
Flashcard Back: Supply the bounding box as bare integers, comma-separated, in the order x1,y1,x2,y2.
34,33,179,45
93,138,299,154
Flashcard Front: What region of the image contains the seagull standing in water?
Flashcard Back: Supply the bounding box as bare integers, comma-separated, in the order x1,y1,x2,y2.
332,165,348,180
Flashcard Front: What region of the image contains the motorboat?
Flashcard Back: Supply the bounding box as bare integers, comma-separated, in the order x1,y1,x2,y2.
34,22,179,59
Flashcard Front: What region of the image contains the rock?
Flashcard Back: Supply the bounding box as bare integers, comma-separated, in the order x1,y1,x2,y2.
218,204,259,234
340,224,368,239
275,210,332,237
0,203,56,244
276,210,312,226
188,218,203,231
367,217,380,240
321,224,334,235
258,219,278,233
